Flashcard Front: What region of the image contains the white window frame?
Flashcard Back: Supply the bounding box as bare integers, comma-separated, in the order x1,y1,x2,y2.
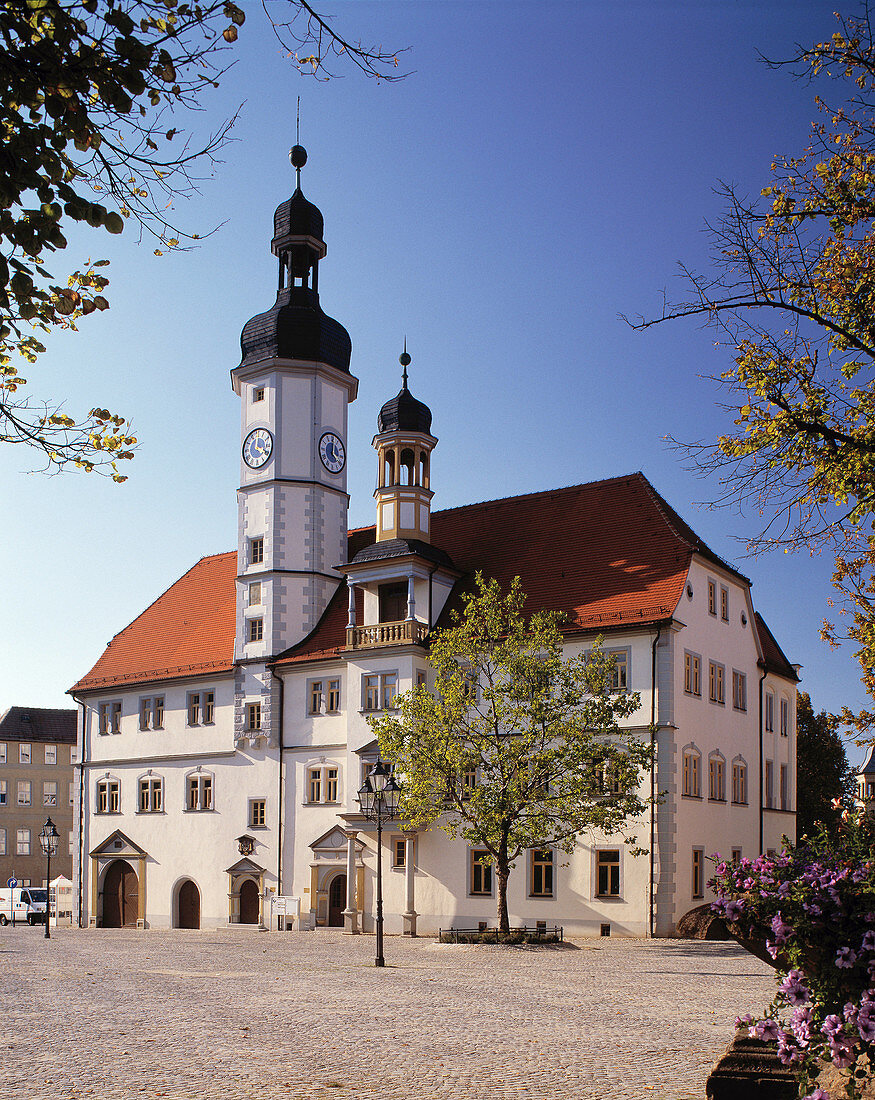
96,777,120,815
43,781,57,807
44,744,56,765
16,828,30,857
185,769,214,812
0,828,5,856
19,742,31,764
0,742,5,765
138,773,163,814
0,779,6,806
305,763,340,805
17,780,31,806
362,671,399,712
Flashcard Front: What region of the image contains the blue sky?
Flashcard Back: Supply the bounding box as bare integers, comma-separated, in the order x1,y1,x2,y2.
2,1,866,757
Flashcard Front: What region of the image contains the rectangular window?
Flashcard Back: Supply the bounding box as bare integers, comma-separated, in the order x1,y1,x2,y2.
138,777,162,813
709,662,725,705
249,799,266,828
247,703,261,732
708,759,725,802
17,780,31,806
17,828,30,857
0,828,5,856
308,768,322,803
732,671,747,712
732,762,747,805
188,693,201,726
327,679,340,713
249,581,262,606
98,703,110,735
720,585,729,622
44,744,56,765
309,681,323,716
683,752,700,798
684,652,701,696
765,692,775,732
0,742,5,764
0,780,7,805
363,672,398,712
203,692,214,724
470,849,493,896
596,849,620,897
111,701,121,733
139,698,150,730
530,849,554,898
780,764,788,811
138,696,164,730
187,774,212,811
325,767,338,802
462,766,478,796
250,537,264,565
248,617,264,642
19,742,31,764
416,669,428,690
780,697,789,737
692,848,704,898
69,782,75,807
253,386,265,402
393,837,407,868
708,580,717,616
765,760,774,809
96,780,119,815
70,745,78,764
43,781,57,807
609,651,628,692
69,831,75,856
731,847,742,862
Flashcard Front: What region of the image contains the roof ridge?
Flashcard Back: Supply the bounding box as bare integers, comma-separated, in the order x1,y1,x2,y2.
427,472,646,519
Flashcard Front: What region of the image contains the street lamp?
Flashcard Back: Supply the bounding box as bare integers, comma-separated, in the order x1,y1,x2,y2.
38,818,59,940
357,761,402,967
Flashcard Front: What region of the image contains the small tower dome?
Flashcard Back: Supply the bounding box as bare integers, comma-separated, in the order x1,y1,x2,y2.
378,351,432,434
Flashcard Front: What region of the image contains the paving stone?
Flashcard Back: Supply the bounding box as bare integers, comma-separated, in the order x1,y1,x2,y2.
0,927,778,1100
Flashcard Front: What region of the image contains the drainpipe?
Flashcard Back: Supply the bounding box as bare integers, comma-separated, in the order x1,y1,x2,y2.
649,625,662,939
758,667,767,855
72,697,86,928
270,665,285,898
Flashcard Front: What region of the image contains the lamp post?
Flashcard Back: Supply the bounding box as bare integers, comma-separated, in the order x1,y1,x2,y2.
357,761,402,967
38,818,59,940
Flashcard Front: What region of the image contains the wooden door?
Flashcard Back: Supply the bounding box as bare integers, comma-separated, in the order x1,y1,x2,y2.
328,874,346,926
178,880,200,929
103,860,138,928
239,879,259,924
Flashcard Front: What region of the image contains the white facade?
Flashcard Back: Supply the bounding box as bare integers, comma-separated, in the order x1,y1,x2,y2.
71,153,798,937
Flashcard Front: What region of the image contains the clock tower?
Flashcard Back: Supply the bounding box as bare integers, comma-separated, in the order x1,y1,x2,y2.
230,145,358,743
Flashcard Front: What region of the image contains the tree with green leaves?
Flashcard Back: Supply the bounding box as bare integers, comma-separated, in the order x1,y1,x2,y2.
628,7,875,737
796,689,856,836
1,0,403,480
369,575,653,933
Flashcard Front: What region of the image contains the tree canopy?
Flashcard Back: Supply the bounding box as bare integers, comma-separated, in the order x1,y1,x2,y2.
1,0,403,480
796,690,856,836
369,574,653,933
630,7,875,736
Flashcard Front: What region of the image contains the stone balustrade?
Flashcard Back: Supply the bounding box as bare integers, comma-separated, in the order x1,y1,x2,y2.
345,619,429,649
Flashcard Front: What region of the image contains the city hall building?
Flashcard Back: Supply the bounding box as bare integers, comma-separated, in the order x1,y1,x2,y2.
70,148,798,936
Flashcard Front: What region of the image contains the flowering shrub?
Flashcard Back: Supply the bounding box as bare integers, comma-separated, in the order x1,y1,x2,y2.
710,806,875,1099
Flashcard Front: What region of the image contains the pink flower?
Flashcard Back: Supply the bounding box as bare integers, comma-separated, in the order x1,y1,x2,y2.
755,1018,781,1042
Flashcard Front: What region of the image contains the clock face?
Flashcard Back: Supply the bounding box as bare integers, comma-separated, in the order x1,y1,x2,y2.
242,427,273,469
319,431,345,474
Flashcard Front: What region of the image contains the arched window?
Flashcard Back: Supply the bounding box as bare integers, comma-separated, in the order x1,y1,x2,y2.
185,768,213,811
731,756,748,804
420,451,429,489
96,775,120,814
383,449,395,488
400,448,415,486
708,751,726,801
682,745,701,798
137,771,163,813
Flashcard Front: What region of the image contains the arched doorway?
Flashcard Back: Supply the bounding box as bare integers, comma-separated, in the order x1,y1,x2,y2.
103,860,138,928
177,879,200,929
239,879,260,924
328,874,346,927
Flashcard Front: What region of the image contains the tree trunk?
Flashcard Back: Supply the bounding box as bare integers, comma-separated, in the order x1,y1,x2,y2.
496,837,510,933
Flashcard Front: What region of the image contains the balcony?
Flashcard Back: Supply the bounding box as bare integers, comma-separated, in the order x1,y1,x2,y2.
345,619,429,650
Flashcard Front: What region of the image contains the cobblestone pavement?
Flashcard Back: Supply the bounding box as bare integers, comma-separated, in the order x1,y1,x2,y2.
0,925,778,1100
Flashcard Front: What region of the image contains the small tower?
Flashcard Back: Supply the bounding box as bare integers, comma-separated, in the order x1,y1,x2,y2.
373,346,437,543
858,745,875,805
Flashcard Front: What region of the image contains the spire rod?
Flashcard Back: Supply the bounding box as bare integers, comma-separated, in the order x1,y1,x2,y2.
400,337,411,388
290,100,307,189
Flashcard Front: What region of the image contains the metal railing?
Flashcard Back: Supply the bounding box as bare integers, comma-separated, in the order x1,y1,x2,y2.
439,923,564,943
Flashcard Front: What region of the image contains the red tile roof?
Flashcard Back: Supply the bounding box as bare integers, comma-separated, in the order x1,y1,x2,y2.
70,552,237,693
70,473,750,688
278,472,737,665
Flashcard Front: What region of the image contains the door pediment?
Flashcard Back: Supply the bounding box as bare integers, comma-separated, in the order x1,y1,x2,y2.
90,829,147,861
310,825,363,857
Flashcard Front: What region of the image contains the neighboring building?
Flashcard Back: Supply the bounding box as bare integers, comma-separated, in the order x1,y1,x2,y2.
0,706,77,885
857,745,875,804
70,147,798,935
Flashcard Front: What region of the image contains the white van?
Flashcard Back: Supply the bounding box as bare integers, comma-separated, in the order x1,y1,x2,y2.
0,887,48,925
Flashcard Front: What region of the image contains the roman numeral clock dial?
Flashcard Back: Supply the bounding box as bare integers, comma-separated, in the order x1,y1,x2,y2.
319,432,345,474
242,427,273,469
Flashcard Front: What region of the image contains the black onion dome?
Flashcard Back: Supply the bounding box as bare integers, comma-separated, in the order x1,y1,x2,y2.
273,188,324,248
240,287,352,373
378,379,432,434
